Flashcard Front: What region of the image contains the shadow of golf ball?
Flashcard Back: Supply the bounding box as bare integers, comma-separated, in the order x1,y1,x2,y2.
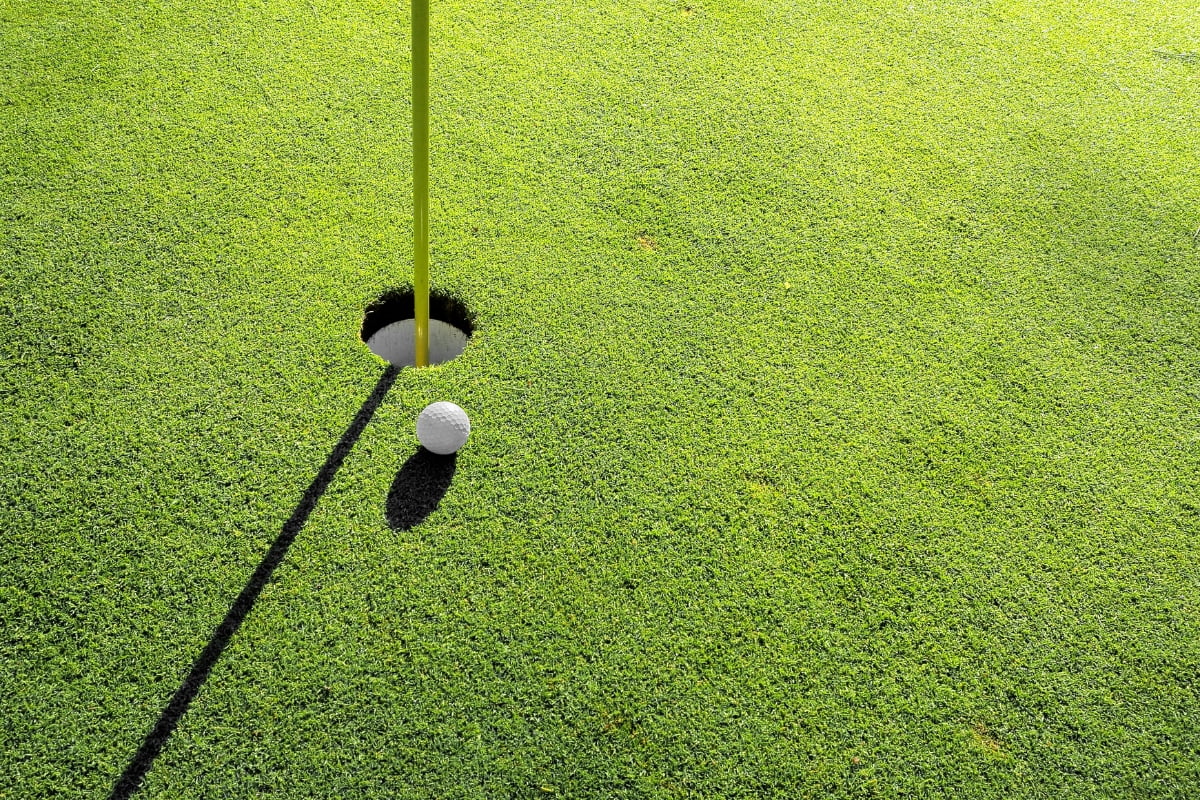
386,449,457,530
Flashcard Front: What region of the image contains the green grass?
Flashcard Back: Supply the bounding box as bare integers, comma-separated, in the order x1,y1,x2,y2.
3,0,1199,797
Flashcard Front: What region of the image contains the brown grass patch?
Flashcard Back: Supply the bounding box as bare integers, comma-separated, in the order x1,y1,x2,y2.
970,723,1008,757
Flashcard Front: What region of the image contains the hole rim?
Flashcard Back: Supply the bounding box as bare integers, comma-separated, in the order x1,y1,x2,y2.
360,286,476,344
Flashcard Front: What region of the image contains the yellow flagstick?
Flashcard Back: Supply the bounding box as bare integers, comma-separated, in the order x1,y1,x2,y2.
412,0,430,367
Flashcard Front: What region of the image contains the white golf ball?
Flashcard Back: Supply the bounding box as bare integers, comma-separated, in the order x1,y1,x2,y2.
416,401,471,455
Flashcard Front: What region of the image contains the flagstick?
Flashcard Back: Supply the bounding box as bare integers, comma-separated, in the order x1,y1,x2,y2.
412,0,430,367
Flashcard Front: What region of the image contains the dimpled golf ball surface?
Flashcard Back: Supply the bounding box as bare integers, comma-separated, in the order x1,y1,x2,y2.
417,402,470,455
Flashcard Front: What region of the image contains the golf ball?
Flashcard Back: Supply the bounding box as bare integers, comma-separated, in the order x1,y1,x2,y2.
416,401,471,455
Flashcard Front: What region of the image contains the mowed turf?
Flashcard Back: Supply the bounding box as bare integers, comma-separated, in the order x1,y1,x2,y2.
2,0,1199,796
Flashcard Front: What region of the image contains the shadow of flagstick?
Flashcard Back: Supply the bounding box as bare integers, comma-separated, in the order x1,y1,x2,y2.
109,365,400,800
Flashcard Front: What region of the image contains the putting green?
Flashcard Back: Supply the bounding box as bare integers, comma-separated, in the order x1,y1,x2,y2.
2,0,1198,797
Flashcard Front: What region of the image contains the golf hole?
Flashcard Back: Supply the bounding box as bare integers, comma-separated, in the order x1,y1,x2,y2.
361,287,475,367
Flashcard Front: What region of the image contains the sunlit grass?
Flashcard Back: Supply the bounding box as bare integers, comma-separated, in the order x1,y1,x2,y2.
2,0,1198,797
